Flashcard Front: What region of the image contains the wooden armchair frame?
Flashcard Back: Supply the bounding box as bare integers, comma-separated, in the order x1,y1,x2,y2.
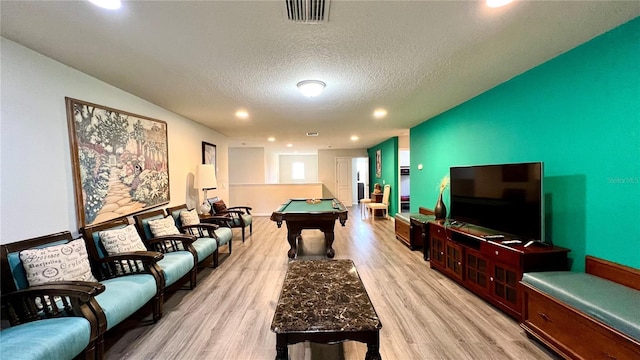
90,216,199,290
166,204,233,257
80,223,165,323
207,197,253,242
134,209,221,268
1,282,106,360
1,232,112,360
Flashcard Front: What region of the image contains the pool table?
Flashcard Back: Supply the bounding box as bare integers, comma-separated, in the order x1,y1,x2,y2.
270,198,348,258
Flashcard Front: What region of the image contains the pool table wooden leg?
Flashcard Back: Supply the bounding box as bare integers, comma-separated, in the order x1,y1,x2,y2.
325,231,335,258
287,232,297,259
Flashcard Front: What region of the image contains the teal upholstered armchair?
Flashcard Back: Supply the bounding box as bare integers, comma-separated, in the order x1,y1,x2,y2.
0,281,105,360
84,216,197,291
134,208,223,269
207,197,253,242
77,224,166,327
165,204,233,264
0,231,164,360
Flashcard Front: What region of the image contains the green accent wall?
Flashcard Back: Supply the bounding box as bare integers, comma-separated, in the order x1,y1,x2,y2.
368,137,399,216
410,17,640,271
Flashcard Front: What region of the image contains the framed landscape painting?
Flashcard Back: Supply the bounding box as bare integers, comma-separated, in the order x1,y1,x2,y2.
66,97,170,227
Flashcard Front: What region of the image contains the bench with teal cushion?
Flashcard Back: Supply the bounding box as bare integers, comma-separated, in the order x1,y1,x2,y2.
520,256,640,359
394,212,411,223
522,271,640,341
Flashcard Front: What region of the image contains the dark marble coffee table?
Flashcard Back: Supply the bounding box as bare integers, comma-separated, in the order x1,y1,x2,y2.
271,259,382,360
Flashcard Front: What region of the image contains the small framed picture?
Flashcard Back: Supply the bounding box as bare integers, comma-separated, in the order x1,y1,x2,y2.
202,141,217,174
375,149,382,178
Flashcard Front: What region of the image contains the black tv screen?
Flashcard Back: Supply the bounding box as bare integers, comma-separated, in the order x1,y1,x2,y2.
450,162,544,241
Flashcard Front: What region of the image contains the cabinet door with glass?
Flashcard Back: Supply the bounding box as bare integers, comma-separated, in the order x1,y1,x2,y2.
465,248,489,295
430,227,446,270
490,262,519,314
445,241,464,282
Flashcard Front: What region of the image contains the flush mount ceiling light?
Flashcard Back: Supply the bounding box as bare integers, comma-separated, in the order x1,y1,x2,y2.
373,109,387,119
297,80,326,97
235,109,249,119
88,0,122,10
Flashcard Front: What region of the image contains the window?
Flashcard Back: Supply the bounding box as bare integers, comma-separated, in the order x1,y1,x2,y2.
292,162,305,180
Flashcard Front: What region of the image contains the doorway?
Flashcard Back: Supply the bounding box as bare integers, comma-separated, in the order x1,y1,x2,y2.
353,157,369,205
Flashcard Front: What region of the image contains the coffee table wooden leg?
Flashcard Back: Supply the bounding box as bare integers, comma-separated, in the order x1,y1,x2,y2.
275,334,289,360
365,331,381,360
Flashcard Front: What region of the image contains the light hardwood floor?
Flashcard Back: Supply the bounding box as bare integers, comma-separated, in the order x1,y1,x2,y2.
105,207,558,360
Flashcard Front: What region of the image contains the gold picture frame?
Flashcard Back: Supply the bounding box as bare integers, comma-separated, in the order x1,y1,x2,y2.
66,97,170,226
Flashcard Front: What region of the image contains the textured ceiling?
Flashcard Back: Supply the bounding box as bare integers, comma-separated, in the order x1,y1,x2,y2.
2,1,639,153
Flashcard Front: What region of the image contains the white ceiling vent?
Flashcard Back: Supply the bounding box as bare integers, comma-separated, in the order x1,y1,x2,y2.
306,132,319,137
285,0,330,23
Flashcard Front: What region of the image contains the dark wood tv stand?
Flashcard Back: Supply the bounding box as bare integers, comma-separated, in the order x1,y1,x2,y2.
429,221,570,320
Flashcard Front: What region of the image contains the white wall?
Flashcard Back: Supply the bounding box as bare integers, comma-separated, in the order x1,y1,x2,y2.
0,38,229,242
398,135,409,149
264,150,280,183
317,149,368,198
279,154,318,183
399,149,410,167
228,147,265,184
229,183,323,216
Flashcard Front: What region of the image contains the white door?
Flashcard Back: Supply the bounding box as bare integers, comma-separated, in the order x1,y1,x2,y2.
336,157,352,206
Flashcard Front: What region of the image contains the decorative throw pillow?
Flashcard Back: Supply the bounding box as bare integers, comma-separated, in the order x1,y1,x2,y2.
99,224,147,254
180,209,200,226
19,238,98,286
212,200,228,214
99,225,147,274
148,216,180,237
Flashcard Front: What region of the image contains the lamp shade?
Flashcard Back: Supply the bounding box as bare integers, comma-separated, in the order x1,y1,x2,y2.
195,164,217,189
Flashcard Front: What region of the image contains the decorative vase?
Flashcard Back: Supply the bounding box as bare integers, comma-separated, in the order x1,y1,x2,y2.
434,192,446,220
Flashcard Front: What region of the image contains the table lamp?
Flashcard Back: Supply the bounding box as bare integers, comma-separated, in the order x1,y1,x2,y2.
195,164,217,214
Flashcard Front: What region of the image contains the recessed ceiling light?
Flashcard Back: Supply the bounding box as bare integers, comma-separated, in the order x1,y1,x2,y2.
287,143,293,147
373,109,387,119
268,137,275,142
297,80,326,97
88,0,122,10
486,0,513,8
235,109,249,119
350,135,359,141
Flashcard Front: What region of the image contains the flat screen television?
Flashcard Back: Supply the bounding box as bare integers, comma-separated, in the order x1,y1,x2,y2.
449,162,544,241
